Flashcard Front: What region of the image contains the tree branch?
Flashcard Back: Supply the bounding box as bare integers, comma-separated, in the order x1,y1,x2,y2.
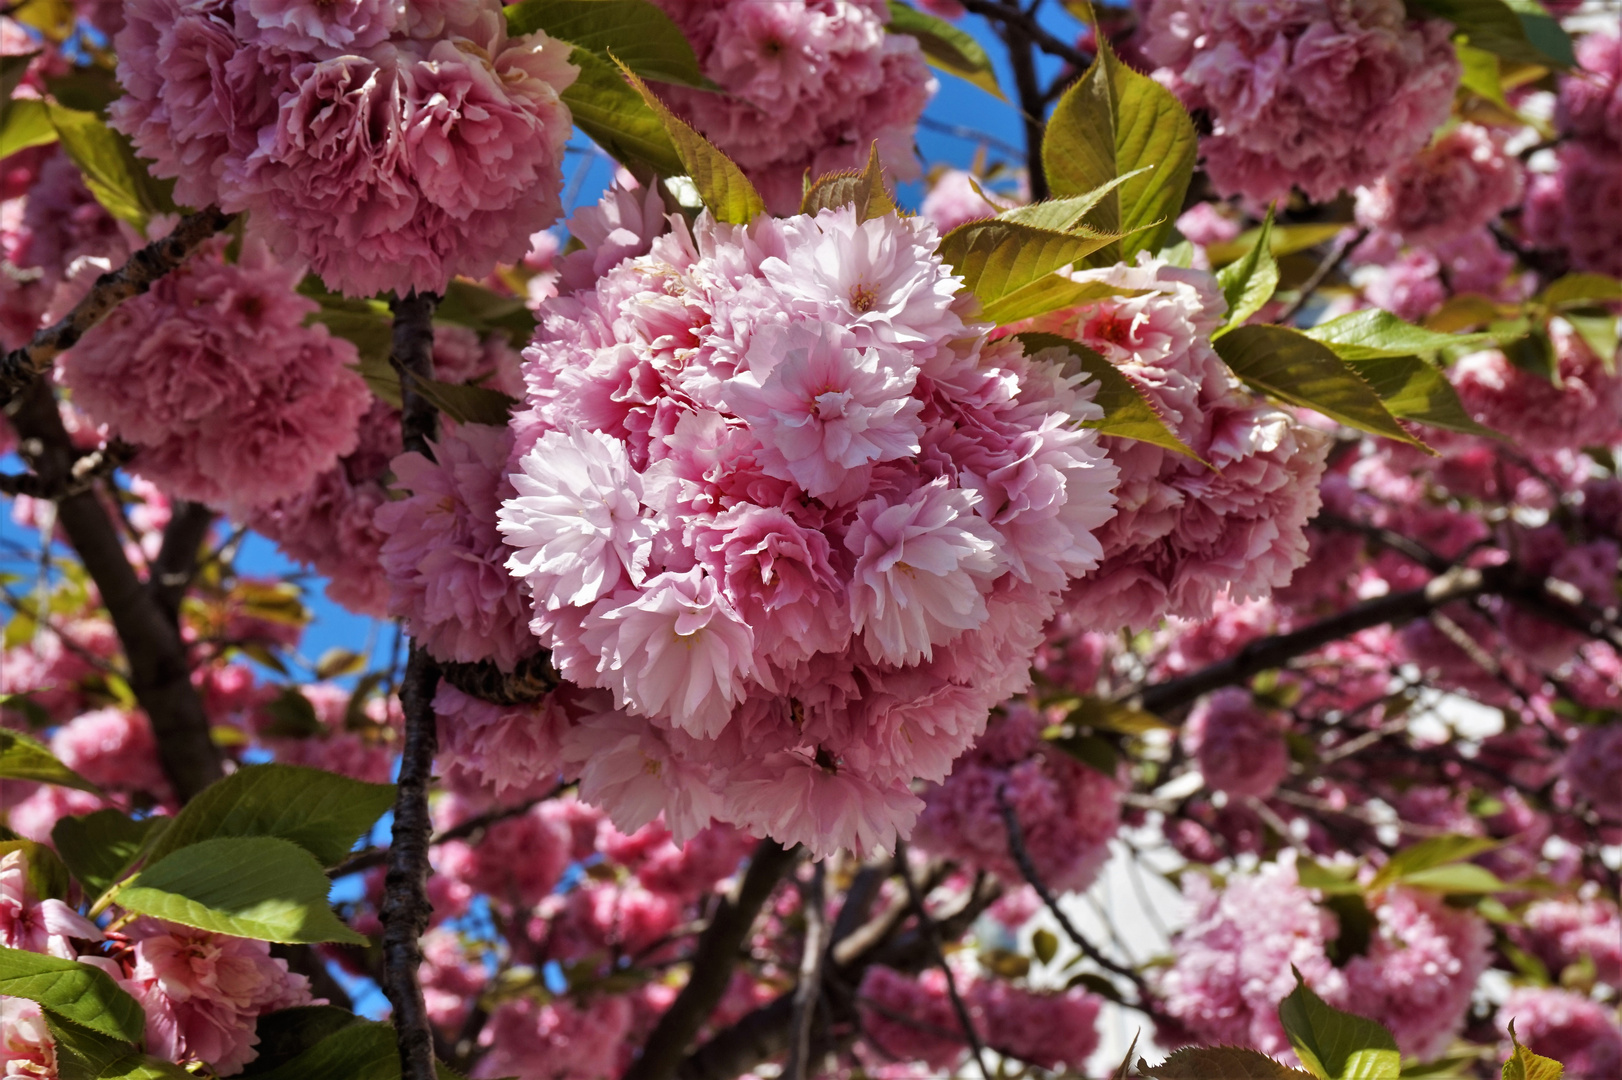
0,208,234,406
958,0,1091,71
389,290,441,457
10,383,223,801
328,784,570,879
148,501,217,622
1277,227,1367,325
626,839,796,1080
438,650,559,706
896,844,988,1079
785,861,826,1080
0,440,133,500
997,10,1051,201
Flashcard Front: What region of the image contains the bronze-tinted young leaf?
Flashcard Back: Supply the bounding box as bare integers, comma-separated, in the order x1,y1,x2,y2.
799,143,896,221
1015,332,1201,461
1538,272,1622,309
1213,324,1426,449
884,0,1002,99
1042,34,1196,258
1502,1020,1564,1080
615,58,765,223
980,275,1146,326
46,103,174,232
416,380,519,427
1204,223,1345,268
939,220,1124,316
1141,1047,1313,1079
505,0,710,87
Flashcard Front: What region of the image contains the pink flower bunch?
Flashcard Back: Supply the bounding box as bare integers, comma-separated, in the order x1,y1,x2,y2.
858,966,972,1070
913,700,1122,892
249,401,400,615
1354,123,1523,246
434,682,571,798
1,849,102,960
920,169,1001,235
473,995,634,1080
1016,255,1330,630
0,998,55,1079
60,241,371,517
50,707,170,800
1182,687,1291,799
1558,32,1622,154
377,423,538,670
433,796,573,910
1498,988,1622,1080
1351,227,1519,323
117,919,315,1076
1520,897,1622,989
110,0,578,297
650,0,935,214
499,202,1120,856
1524,140,1622,278
1562,722,1622,822
1451,327,1622,453
1138,0,1459,204
253,683,398,784
968,980,1101,1072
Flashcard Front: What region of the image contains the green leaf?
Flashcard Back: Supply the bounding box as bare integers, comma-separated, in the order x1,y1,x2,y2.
1045,729,1118,776
1205,223,1347,268
1323,893,1376,967
119,836,367,945
614,58,764,222
0,98,54,161
1031,927,1058,965
44,1016,190,1080
1015,333,1200,461
1304,309,1489,360
1539,273,1622,309
506,0,709,87
1340,355,1495,437
0,729,101,794
1216,208,1278,335
0,838,69,900
435,280,537,349
1067,695,1171,734
45,104,174,232
1295,858,1363,897
560,49,685,180
0,51,36,103
241,1007,365,1077
1368,835,1499,891
1502,1020,1563,1080
416,380,518,427
938,220,1125,321
1278,970,1401,1080
1406,0,1572,69
1564,312,1619,375
1141,1047,1313,1079
51,811,167,902
1501,0,1575,68
0,946,146,1042
249,1020,464,1080
997,167,1152,234
258,687,325,739
1396,862,1511,895
884,0,1002,99
1213,324,1425,449
1043,35,1197,259
981,275,1149,326
799,143,897,222
143,763,396,869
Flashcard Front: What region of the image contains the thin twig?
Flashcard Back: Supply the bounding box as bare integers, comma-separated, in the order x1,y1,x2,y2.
1278,226,1367,324
786,860,827,1080
895,843,989,1080
329,784,570,879
958,0,1091,70
0,208,234,406
0,440,135,500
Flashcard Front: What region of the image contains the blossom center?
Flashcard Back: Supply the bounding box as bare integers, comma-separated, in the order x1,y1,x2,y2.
849,283,878,313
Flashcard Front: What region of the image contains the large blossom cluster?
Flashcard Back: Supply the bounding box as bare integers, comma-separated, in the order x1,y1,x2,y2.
110,0,577,296
1450,325,1622,454
1182,687,1290,799
1354,122,1523,246
1014,256,1330,630
498,197,1120,855
60,240,370,517
1525,32,1622,277
650,0,935,214
1138,0,1459,204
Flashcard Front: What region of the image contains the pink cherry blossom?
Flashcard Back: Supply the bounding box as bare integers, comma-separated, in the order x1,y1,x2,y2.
920,168,1000,234
50,708,169,800
0,998,55,1079
1498,988,1622,1080
0,850,102,960
1354,123,1523,245
1558,32,1622,154
1524,141,1622,278
1451,328,1622,454
236,0,402,52
1183,688,1291,799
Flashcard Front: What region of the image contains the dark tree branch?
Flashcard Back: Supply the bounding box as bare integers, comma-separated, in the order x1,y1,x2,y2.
896,845,988,1079
379,645,443,1080
625,839,796,1080
785,861,826,1080
10,383,223,801
1277,227,1367,325
438,650,559,706
958,0,1091,71
1127,564,1499,716
0,208,234,407
0,440,133,500
998,11,1050,201
148,501,217,621
389,290,442,457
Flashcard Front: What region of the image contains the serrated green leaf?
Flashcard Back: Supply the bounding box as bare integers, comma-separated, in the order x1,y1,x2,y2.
0,946,146,1042
1539,273,1622,309
1295,858,1362,897
240,1007,365,1077
1205,223,1346,268
44,1015,190,1080
143,763,396,869
561,49,685,180
0,729,101,794
1216,208,1278,335
1305,309,1489,360
1564,312,1619,374
1369,835,1499,891
46,103,174,232
119,836,366,945
884,0,1002,99
1396,863,1511,895
981,276,1148,326
51,810,167,903
998,167,1152,234
249,1020,464,1080
416,380,518,427
1141,1047,1313,1079
1043,36,1196,259
1016,332,1201,461
799,143,896,222
614,58,763,222
1213,324,1425,449
1278,970,1400,1080
505,0,709,87
1406,0,1571,69
1340,355,1496,437
1502,1020,1563,1080
939,219,1124,319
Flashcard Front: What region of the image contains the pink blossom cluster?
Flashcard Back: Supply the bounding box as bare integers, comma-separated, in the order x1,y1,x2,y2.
1562,721,1622,822
0,849,101,960
1138,0,1459,204
498,198,1121,856
650,0,935,214
1354,123,1524,246
110,0,578,296
1450,326,1622,454
913,700,1123,892
1014,255,1330,630
1350,227,1520,323
60,240,371,517
920,169,1003,235
1519,897,1622,989
1526,33,1622,277
1160,856,1489,1062
50,707,171,802
1498,988,1622,1080
1182,687,1291,798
